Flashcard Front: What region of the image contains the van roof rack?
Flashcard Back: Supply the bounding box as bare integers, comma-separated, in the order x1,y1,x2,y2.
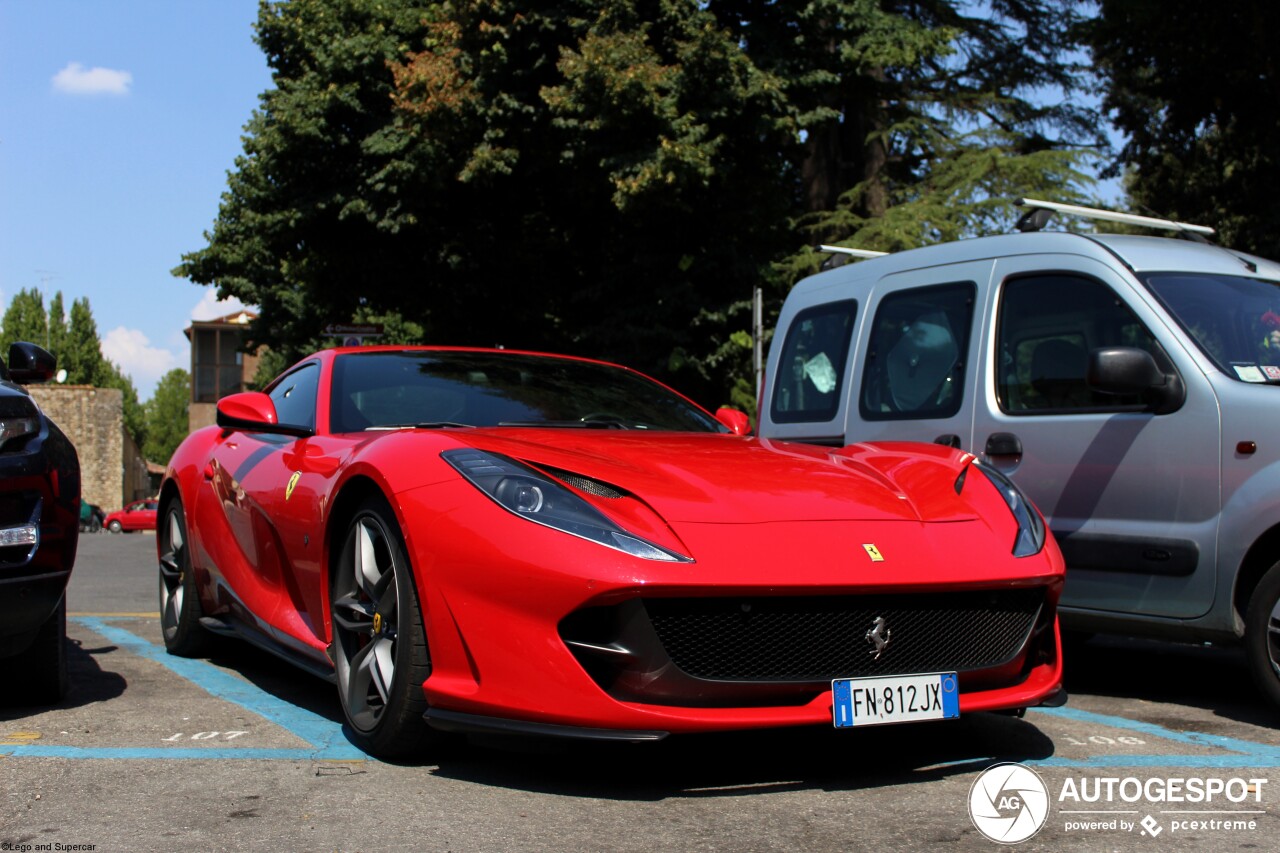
818,245,889,259
1014,198,1215,237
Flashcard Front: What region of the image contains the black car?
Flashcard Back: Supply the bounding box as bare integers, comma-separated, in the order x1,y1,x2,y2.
0,342,80,702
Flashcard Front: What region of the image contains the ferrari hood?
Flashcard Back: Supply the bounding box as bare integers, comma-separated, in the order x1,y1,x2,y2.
446,430,978,524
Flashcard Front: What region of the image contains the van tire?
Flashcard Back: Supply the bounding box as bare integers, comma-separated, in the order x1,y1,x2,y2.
1244,561,1280,707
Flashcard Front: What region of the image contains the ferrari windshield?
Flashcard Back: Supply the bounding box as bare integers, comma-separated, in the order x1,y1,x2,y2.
1142,272,1280,382
329,350,724,433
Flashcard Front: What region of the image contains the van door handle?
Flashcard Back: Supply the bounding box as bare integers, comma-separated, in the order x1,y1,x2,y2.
934,434,962,449
984,432,1022,459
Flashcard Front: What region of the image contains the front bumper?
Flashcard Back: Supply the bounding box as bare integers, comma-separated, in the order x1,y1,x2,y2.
401,483,1066,738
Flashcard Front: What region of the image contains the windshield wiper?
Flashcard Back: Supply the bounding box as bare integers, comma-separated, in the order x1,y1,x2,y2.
366,422,473,430
498,420,634,430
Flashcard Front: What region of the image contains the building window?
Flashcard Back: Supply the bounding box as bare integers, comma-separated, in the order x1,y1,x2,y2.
192,327,248,403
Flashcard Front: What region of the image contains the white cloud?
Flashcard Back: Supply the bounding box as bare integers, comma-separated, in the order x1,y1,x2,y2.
191,290,252,322
101,326,178,398
52,62,132,96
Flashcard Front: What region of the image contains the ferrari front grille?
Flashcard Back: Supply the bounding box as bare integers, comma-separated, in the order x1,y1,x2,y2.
642,588,1044,681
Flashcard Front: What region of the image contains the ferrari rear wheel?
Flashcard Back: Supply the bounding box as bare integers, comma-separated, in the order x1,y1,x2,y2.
330,497,434,759
158,498,211,657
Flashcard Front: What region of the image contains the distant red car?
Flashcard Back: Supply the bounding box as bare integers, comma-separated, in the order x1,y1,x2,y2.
104,499,157,533
158,346,1065,759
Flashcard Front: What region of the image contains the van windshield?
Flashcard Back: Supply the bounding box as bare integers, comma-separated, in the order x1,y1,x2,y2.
1142,272,1280,383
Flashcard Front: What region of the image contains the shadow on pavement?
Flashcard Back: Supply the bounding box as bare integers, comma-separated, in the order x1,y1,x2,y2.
1062,634,1280,730
0,636,127,719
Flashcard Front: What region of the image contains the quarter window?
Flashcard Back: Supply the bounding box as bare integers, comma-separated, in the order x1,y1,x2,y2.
269,362,319,430
770,300,857,424
860,283,974,420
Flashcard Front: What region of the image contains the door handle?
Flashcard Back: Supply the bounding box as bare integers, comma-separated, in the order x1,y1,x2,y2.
933,434,962,449
984,432,1022,458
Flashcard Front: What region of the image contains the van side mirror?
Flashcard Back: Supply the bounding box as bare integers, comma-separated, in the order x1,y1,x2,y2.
1087,347,1184,414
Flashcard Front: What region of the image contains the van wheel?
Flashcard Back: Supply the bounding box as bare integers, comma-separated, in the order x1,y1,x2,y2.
1244,561,1280,707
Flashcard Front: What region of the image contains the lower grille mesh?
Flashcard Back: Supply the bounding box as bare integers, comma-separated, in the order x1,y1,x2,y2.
643,588,1043,681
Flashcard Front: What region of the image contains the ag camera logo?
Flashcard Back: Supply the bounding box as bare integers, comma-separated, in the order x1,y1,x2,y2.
969,762,1050,844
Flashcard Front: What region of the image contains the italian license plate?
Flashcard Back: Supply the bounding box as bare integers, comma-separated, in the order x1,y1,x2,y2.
832,672,960,728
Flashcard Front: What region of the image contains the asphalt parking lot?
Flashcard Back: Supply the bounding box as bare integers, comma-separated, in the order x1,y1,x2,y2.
3,534,1280,852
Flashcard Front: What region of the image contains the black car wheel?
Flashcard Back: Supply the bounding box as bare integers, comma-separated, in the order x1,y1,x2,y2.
1245,561,1280,707
158,498,211,656
330,497,434,758
13,596,69,704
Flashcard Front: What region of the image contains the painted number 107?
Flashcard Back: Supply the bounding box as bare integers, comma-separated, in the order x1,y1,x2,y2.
163,731,249,742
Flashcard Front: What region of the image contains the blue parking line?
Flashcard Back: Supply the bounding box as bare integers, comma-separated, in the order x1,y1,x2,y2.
1028,706,1280,768
0,617,366,761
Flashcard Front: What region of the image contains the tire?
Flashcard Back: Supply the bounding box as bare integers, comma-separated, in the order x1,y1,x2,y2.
158,498,211,656
108,519,122,534
1245,561,1280,707
330,497,435,759
13,596,69,704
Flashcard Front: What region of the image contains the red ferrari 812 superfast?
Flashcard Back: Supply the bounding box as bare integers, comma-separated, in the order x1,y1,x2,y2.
159,346,1064,758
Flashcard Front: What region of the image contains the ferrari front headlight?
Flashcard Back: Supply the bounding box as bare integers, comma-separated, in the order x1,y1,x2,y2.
443,449,692,562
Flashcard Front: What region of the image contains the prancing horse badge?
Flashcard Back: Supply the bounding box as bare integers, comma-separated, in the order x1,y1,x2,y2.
286,471,302,501
862,543,885,562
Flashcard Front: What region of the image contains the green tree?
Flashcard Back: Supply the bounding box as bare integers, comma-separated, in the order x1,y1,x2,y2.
179,0,1095,408
98,360,147,451
0,289,146,446
1,288,50,354
143,368,191,464
47,292,68,361
62,297,106,385
1084,2,1280,258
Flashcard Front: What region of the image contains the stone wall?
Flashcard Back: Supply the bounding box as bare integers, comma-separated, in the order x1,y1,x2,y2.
28,385,149,511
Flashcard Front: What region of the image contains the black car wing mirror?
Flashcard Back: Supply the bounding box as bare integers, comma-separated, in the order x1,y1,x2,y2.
7,342,57,384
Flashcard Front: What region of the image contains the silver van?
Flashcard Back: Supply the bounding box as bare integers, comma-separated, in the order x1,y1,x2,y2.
760,200,1280,704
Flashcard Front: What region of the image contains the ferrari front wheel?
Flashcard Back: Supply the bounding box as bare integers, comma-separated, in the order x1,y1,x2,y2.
158,497,211,657
330,497,434,759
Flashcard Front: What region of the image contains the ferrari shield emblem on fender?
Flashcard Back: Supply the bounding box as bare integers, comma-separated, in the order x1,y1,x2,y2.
862,543,885,562
285,471,302,501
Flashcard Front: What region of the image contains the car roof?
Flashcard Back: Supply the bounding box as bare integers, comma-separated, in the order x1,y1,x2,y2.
795,231,1280,297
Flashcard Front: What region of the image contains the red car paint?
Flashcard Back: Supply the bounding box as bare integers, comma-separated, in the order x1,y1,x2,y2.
104,499,158,533
160,346,1064,749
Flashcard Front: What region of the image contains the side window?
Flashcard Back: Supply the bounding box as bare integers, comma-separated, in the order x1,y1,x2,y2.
860,282,975,420
997,274,1165,413
269,362,320,430
771,300,857,424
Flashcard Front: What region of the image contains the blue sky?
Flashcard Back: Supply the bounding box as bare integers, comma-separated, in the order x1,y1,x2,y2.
0,1,268,399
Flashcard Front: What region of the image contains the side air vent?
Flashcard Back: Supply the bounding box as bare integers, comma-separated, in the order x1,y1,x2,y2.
543,467,624,499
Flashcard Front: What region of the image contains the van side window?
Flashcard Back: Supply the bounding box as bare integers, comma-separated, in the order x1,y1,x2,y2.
997,274,1165,413
860,282,974,420
770,300,857,424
